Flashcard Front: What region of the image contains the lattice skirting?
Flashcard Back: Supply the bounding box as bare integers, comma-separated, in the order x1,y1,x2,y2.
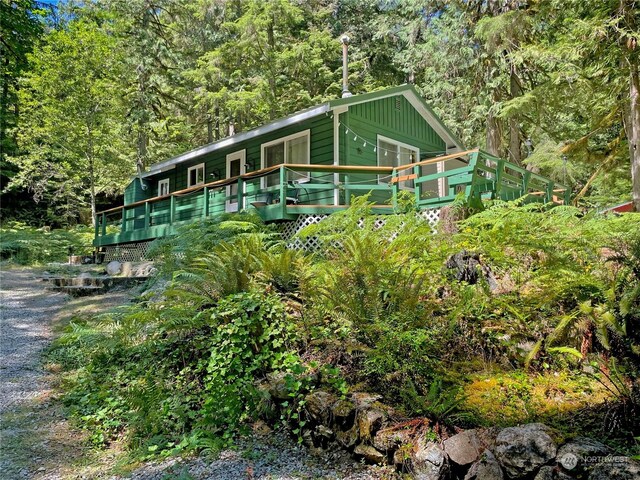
278,209,441,251
278,214,329,251
102,241,152,263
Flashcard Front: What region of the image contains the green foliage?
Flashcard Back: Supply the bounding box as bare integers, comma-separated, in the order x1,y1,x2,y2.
200,292,298,432
0,221,94,264
49,204,640,457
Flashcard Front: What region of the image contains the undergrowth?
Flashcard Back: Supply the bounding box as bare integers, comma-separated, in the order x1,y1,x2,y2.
0,221,95,264
47,198,640,458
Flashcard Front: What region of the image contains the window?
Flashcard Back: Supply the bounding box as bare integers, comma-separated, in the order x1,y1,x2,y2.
187,163,205,187
377,136,419,188
158,178,170,197
261,130,310,188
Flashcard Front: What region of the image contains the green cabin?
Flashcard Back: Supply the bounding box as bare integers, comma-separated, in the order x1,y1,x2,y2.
94,84,569,260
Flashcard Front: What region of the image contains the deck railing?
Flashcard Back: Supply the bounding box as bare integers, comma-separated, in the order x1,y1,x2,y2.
94,149,569,246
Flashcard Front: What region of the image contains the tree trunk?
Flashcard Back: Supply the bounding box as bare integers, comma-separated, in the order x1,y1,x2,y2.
0,57,10,164
628,62,640,211
87,125,97,228
88,156,97,228
508,64,522,165
486,94,502,157
207,113,213,143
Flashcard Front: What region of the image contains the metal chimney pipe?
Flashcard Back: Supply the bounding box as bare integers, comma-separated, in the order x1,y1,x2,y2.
341,34,352,98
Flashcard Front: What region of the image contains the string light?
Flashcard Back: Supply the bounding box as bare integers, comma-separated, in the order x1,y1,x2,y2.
338,123,449,159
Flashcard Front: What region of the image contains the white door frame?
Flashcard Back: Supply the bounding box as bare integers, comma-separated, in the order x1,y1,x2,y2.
226,150,246,212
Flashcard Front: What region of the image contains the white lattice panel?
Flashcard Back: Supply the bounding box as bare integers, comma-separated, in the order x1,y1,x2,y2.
103,241,152,262
418,208,441,229
279,214,329,251
279,209,441,252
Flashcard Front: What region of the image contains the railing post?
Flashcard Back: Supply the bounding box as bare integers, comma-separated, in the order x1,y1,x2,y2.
344,174,350,205
170,195,175,224
391,170,399,210
523,171,531,196
237,178,244,211
203,186,209,218
279,166,287,216
546,181,554,203
144,201,150,229
413,165,420,210
101,212,106,236
94,214,100,239
121,208,127,233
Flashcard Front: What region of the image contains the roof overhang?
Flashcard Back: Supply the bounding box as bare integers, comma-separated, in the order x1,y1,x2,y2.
142,103,331,178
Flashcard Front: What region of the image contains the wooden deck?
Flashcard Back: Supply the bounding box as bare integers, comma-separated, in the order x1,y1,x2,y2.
94,150,570,247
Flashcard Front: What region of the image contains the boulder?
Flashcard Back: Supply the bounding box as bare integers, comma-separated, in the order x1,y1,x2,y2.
305,390,337,424
533,466,574,480
588,458,640,480
357,408,385,442
336,425,359,449
332,398,356,429
494,423,557,478
412,437,449,480
373,427,413,453
464,451,504,480
120,261,133,277
314,424,334,440
354,444,386,464
444,429,485,466
352,392,382,409
265,372,290,400
105,260,122,276
556,437,609,474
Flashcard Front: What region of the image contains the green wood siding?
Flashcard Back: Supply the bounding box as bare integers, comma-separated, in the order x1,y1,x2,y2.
143,113,335,209
340,95,447,204
124,178,151,205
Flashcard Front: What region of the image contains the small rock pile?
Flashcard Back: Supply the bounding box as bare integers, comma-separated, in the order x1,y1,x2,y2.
264,381,640,480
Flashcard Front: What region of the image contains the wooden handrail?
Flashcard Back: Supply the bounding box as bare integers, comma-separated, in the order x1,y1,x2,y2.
98,148,569,216
394,148,479,173
98,163,395,215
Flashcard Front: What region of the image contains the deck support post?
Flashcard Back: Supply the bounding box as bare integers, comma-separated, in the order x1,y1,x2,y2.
237,179,244,211
344,174,350,205
144,201,150,229
121,208,127,233
170,195,175,224
203,187,209,218
279,166,287,217
413,165,421,210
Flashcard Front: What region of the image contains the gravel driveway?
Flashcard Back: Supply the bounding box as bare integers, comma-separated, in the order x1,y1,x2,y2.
0,268,395,479
0,268,70,478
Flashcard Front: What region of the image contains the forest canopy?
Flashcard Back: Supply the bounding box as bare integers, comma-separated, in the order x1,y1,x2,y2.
1,0,639,225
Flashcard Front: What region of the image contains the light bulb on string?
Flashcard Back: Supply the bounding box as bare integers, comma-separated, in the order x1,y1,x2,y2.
353,135,357,141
